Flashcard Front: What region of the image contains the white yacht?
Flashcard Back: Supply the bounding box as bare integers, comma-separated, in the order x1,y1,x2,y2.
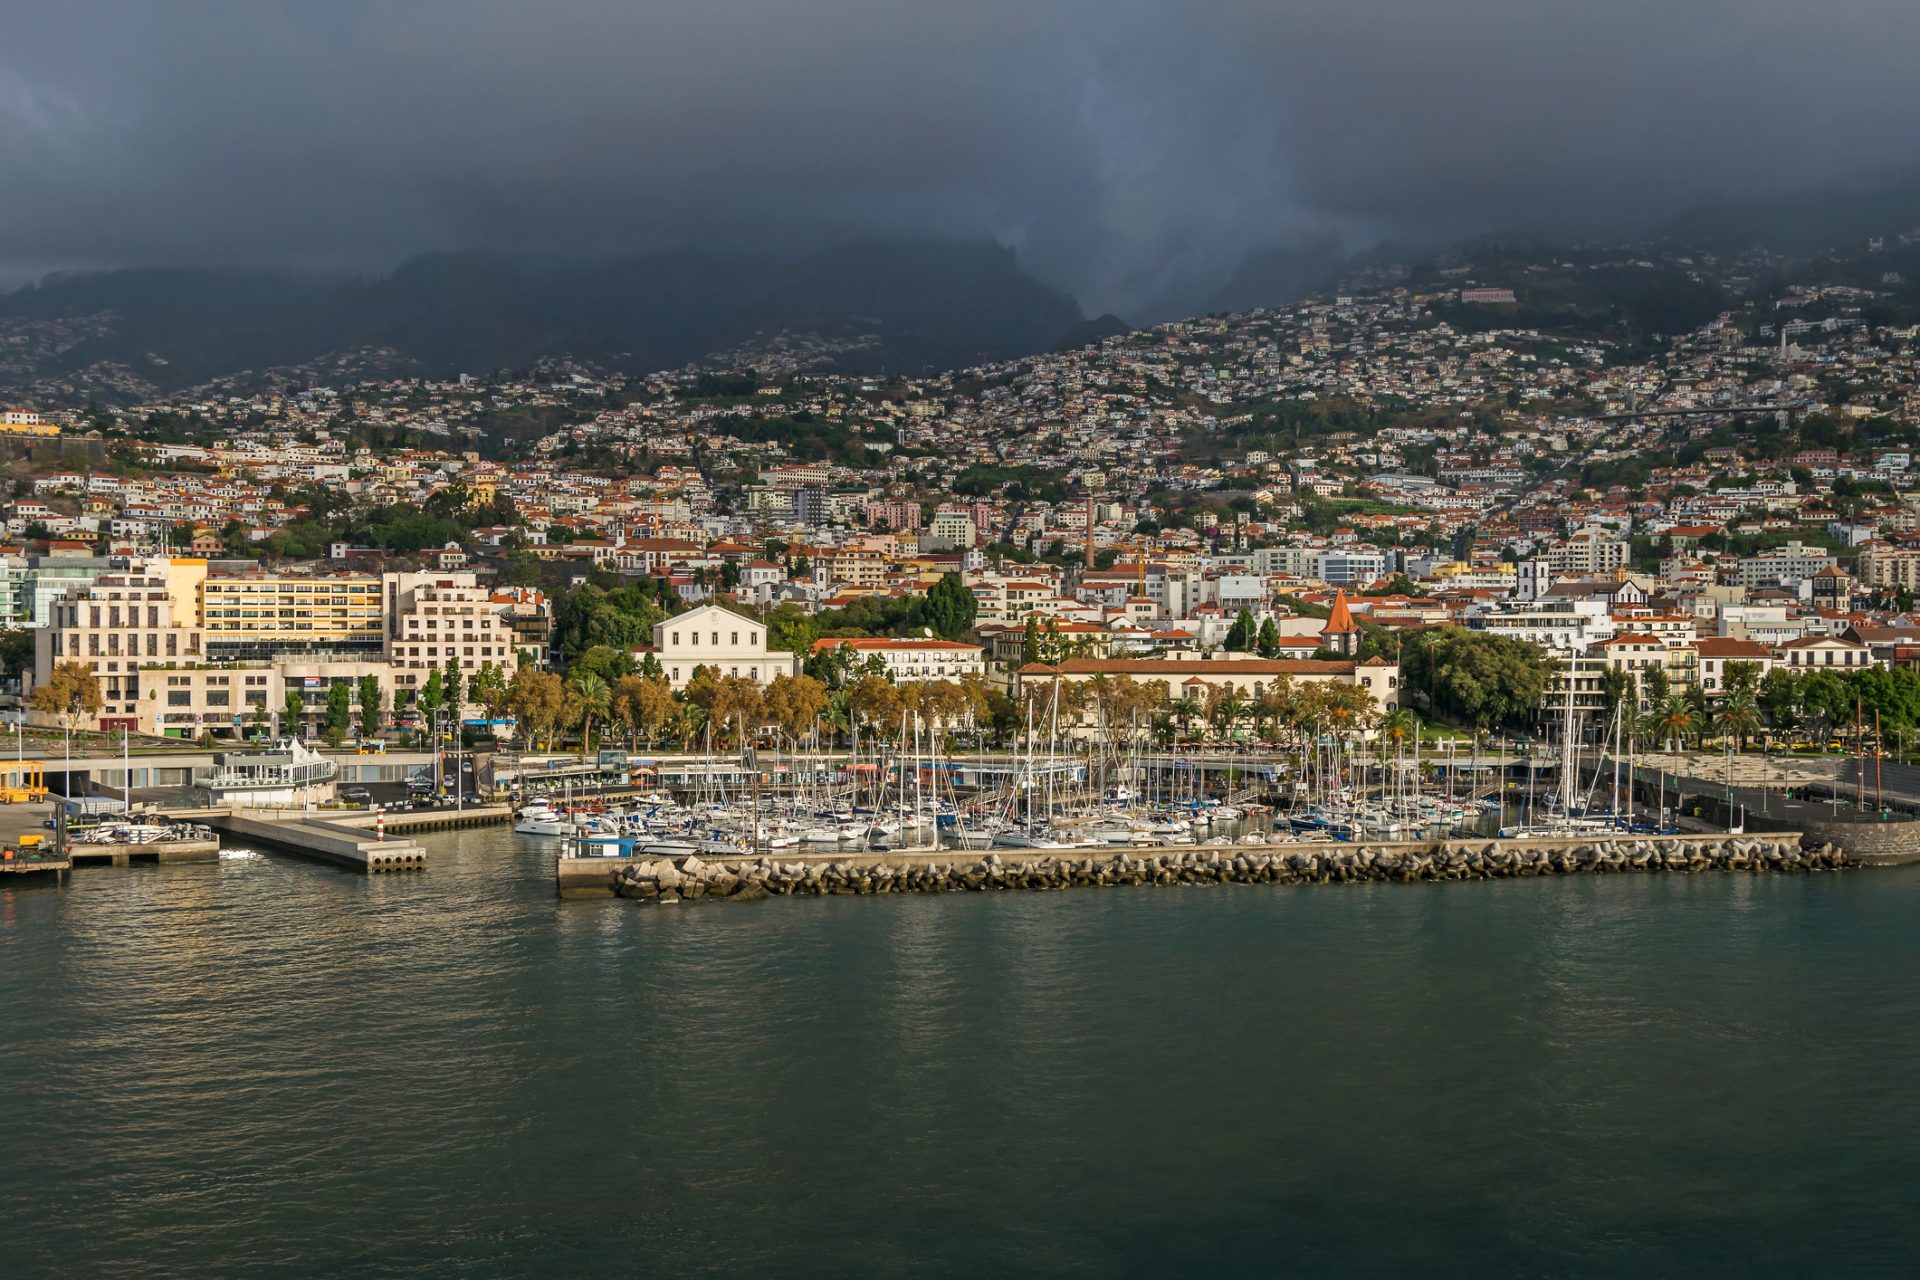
514,801,572,837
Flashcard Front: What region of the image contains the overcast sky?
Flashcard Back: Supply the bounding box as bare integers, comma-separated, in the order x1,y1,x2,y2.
4,1,1919,314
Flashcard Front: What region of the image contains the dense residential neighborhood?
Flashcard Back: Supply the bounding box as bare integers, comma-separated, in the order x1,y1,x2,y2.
12,235,1920,749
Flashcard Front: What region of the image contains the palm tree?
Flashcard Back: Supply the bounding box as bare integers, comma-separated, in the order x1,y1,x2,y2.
567,670,612,752
1715,692,1761,751
1170,694,1202,742
1651,694,1698,752
1379,708,1418,750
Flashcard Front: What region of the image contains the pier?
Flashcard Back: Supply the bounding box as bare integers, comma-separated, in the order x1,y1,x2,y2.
65,836,220,868
1,844,70,880
202,802,510,872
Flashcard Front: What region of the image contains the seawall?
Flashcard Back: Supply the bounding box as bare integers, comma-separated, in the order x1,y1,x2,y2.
566,832,1842,902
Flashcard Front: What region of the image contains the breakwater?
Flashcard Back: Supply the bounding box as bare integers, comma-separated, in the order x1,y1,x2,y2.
602,833,1842,903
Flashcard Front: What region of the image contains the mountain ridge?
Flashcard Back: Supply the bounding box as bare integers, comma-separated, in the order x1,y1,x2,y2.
0,240,1086,395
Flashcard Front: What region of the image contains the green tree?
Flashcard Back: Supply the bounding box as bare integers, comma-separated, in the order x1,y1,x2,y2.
921,573,978,641
0,630,35,679
552,584,670,664
1599,667,1636,719
1400,627,1551,731
471,661,508,725
1722,660,1761,700
1255,616,1281,659
283,689,307,737
571,644,635,685
420,667,444,719
324,682,354,747
443,656,463,712
1225,608,1256,653
357,675,385,738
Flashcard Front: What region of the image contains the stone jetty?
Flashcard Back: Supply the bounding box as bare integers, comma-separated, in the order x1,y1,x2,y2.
604,834,1843,904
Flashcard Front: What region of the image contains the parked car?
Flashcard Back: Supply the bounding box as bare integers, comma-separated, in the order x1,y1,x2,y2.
341,787,371,802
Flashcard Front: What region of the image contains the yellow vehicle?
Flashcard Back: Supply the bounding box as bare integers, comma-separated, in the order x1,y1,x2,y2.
0,762,48,804
355,739,388,755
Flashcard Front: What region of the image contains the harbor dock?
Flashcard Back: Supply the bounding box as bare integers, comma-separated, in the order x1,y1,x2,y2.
65,836,220,868
205,803,510,873
1,844,70,880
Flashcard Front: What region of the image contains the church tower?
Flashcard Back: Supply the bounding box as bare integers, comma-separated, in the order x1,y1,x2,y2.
1321,589,1359,656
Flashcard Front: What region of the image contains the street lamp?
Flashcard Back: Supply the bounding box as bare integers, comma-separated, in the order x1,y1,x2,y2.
432,708,446,801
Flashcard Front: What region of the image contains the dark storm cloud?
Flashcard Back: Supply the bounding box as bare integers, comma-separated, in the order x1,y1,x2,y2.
3,1,1918,314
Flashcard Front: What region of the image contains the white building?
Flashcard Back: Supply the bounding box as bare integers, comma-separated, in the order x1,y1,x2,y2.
1315,550,1386,586
809,636,986,682
1547,528,1629,575
1736,542,1837,590
649,603,799,690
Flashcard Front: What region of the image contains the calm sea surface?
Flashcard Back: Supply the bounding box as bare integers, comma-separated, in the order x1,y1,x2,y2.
4,830,1919,1278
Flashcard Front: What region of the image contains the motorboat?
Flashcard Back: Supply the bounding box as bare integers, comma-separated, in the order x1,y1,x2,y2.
991,827,1072,850
515,799,573,836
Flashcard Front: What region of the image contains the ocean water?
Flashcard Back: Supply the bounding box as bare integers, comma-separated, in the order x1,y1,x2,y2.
3,830,1918,1278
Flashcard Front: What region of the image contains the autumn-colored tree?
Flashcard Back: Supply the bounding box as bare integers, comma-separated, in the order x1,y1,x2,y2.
471,661,509,723
507,667,567,749
916,679,972,739
763,673,829,746
31,661,102,737
845,675,901,739
682,666,723,722
613,673,677,747
708,675,766,745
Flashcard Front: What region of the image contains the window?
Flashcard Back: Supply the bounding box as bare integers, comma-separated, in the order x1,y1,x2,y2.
206,691,229,708
167,691,190,707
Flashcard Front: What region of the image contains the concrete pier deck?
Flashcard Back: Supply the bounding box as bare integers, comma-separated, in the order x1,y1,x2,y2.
66,838,220,868
165,802,508,873
1,847,70,880
209,811,428,872
334,805,511,835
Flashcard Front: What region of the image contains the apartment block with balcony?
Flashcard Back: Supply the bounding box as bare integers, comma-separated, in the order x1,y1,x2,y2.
198,571,386,661
384,572,524,701
33,563,204,730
